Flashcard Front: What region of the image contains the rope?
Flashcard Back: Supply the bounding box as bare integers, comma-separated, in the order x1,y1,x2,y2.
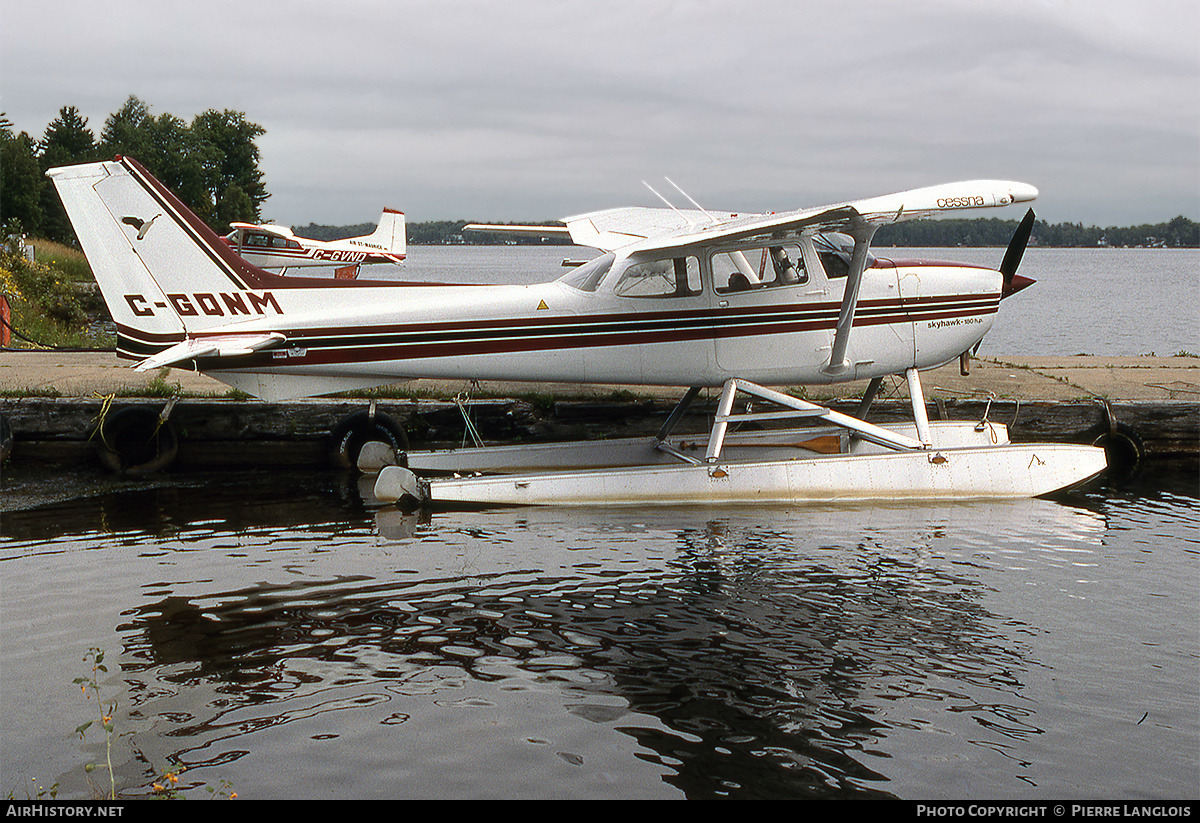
455,386,484,449
88,393,116,448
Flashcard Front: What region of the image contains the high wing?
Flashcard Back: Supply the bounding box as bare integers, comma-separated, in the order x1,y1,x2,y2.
466,207,743,252
558,206,744,251
467,180,1034,254
627,179,1037,254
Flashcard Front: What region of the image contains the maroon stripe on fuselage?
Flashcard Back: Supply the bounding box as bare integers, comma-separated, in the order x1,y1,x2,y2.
185,292,998,343
191,294,998,370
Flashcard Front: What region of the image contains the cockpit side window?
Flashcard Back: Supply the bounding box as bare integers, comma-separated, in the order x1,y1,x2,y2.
814,233,874,279
613,255,702,298
559,252,615,292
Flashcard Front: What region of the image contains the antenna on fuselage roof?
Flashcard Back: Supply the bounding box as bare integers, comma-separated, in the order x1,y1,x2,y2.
642,180,699,228
653,177,759,285
665,177,722,225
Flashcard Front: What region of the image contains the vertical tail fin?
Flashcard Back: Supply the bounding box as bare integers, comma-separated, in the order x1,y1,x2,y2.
48,159,186,357
350,208,406,259
47,157,287,358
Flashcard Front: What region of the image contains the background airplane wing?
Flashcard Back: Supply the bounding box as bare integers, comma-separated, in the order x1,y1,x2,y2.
466,206,746,252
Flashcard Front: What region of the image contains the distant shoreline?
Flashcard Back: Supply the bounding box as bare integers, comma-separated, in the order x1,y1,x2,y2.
297,216,1199,249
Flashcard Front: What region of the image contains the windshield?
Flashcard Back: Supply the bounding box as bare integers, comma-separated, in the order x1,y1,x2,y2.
559,253,614,292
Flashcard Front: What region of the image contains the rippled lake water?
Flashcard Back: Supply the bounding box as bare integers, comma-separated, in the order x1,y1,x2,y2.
1,467,1196,800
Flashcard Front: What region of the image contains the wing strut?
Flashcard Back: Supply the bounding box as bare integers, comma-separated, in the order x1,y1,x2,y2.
822,224,878,376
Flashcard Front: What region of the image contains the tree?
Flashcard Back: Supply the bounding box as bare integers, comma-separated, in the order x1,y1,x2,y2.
191,109,269,225
99,96,220,225
216,183,257,228
4,99,270,240
38,106,96,167
38,106,98,242
96,98,269,232
1,116,44,235
1165,216,1199,248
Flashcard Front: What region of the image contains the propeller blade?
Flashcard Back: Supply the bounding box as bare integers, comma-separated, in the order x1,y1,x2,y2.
1000,208,1036,298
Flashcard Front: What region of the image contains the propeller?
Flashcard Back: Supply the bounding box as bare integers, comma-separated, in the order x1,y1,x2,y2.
963,208,1038,372
1000,208,1036,299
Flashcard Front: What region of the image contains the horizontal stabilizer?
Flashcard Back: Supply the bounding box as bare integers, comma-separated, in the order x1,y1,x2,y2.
135,332,286,371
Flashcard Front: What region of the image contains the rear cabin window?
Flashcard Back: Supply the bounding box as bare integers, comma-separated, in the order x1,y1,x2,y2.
613,256,701,298
713,243,807,293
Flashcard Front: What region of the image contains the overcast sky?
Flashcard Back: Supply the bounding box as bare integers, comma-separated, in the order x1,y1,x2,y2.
3,0,1197,226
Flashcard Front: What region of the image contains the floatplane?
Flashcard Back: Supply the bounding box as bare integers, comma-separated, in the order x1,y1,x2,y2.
48,156,1107,507
221,209,405,278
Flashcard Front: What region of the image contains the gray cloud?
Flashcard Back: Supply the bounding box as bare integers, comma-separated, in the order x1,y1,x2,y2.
3,0,1196,225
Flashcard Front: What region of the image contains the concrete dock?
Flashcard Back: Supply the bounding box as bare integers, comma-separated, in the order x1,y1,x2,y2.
2,349,1199,402
1,350,1197,474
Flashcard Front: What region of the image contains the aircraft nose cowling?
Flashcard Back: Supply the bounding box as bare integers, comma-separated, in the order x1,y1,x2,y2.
1002,272,1036,299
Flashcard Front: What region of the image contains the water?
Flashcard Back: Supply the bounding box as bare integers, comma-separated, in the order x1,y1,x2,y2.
886,247,1200,359
1,247,1197,800
379,245,1200,358
0,468,1196,800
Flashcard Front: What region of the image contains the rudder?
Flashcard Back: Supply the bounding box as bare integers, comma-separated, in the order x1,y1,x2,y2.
48,157,285,358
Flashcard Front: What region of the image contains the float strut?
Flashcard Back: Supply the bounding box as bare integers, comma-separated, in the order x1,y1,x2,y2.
906,368,932,447
656,386,702,442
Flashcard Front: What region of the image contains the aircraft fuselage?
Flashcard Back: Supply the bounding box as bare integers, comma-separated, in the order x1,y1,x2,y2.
154,245,1004,400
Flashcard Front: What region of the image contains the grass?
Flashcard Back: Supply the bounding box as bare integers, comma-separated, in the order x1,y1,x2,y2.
2,233,114,351
25,238,94,283
69,647,237,800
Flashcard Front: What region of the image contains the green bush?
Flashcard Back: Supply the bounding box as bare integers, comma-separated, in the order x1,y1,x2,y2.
1,229,111,348
1,237,85,325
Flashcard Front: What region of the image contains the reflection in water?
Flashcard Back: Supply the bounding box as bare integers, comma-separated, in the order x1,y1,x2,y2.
3,470,1192,800
74,480,1098,797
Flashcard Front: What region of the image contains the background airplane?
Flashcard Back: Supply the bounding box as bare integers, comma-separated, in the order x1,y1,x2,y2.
222,208,406,277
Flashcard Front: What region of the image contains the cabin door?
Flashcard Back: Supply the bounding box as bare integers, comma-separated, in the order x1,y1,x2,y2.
709,243,834,381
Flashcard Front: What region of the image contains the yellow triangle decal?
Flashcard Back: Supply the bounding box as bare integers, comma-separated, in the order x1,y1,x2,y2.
536,300,549,310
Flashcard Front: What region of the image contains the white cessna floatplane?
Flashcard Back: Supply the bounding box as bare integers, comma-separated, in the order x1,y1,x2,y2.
48,156,1107,507
221,209,405,277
